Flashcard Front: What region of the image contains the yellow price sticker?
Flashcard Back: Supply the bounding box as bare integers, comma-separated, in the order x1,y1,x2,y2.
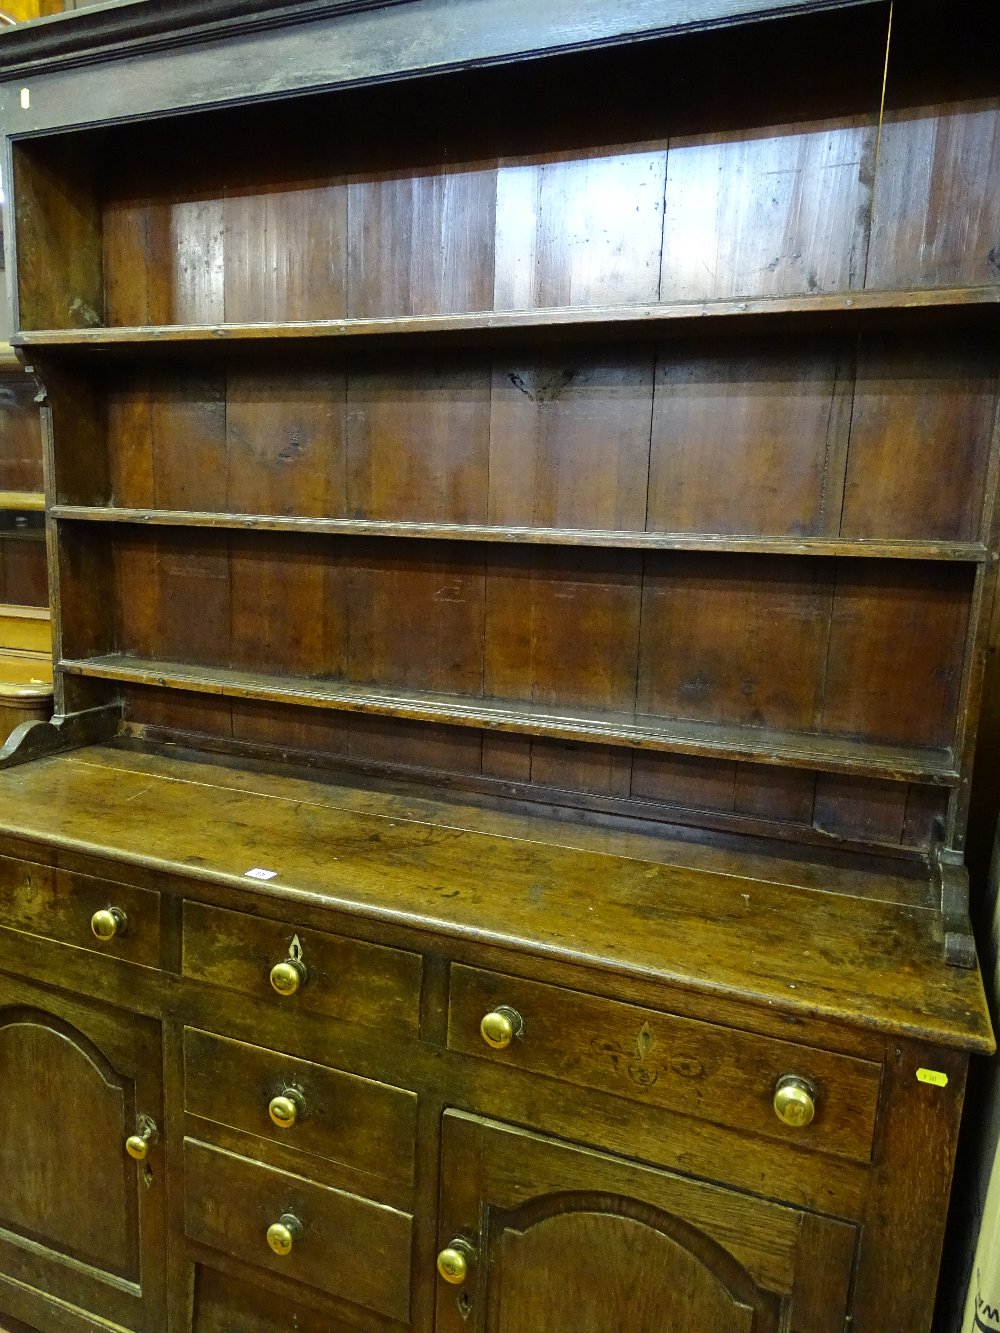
916,1068,949,1088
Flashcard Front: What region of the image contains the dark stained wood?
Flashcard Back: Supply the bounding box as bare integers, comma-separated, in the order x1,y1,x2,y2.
0,745,989,1051
648,337,853,537
866,0,1000,291
49,507,991,562
488,349,654,531
636,553,834,733
189,1264,362,1333
60,651,961,784
12,284,1000,347
183,1028,418,1184
182,901,423,1036
821,562,972,749
0,854,160,967
346,357,492,524
0,969,166,1332
841,334,999,542
437,1112,855,1333
1,5,997,1333
226,365,347,518
183,1138,413,1321
447,965,883,1161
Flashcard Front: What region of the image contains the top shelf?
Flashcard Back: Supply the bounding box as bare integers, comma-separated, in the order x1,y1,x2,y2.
12,286,1000,351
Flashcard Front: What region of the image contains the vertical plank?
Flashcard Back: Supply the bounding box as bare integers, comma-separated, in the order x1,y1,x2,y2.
265,180,349,322
841,334,998,542
734,767,816,823
125,684,235,743
102,148,172,328
529,741,632,798
346,539,485,695
153,530,231,669
484,547,642,711
494,149,665,309
648,336,854,537
866,0,1000,289
106,368,154,509
230,697,350,759
852,1042,969,1333
113,528,158,661
488,349,654,531
821,562,973,749
346,357,492,523
229,532,347,679
347,714,483,775
812,776,907,845
636,555,834,732
151,371,227,511
901,785,949,849
226,363,347,518
630,753,738,812
13,138,104,330
348,164,497,317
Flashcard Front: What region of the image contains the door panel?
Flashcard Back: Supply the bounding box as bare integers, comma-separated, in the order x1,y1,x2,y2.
436,1111,855,1333
0,972,166,1332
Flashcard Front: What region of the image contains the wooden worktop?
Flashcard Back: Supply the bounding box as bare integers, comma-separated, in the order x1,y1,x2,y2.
0,741,990,1053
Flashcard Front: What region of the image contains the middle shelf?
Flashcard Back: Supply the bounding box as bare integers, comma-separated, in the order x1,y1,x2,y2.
62,651,957,784
48,507,989,562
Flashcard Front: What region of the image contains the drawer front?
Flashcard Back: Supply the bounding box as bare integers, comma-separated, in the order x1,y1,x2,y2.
448,966,882,1163
0,854,160,967
184,1138,412,1322
182,902,422,1035
184,1028,418,1184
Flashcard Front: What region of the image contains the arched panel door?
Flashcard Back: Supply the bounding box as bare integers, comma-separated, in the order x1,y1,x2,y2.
436,1112,856,1333
0,972,166,1333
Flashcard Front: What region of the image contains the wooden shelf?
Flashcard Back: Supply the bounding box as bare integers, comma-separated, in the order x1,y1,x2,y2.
49,507,989,561
0,491,45,511
13,285,1000,350
60,653,959,784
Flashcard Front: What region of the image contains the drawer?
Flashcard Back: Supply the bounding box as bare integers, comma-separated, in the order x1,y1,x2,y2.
448,966,882,1163
183,1138,412,1322
0,854,160,967
182,902,421,1035
184,1028,418,1183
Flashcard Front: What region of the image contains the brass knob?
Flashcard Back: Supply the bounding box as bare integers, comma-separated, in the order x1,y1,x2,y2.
266,1213,303,1256
437,1238,475,1284
269,958,307,996
268,1089,304,1129
125,1115,159,1161
773,1074,818,1128
91,907,128,941
480,1005,523,1050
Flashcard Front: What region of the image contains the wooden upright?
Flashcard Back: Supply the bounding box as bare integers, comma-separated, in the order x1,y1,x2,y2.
0,2,995,1330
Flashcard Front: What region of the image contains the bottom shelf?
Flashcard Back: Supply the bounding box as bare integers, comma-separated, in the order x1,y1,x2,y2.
59,653,958,785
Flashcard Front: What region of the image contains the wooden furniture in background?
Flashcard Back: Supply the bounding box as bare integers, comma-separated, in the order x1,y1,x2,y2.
0,341,50,738
0,1,995,1330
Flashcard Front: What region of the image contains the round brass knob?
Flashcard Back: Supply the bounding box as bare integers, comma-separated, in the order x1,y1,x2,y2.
125,1116,158,1161
91,907,128,941
773,1074,818,1128
437,1239,474,1284
480,1006,522,1050
266,1213,302,1256
269,958,307,997
268,1090,304,1129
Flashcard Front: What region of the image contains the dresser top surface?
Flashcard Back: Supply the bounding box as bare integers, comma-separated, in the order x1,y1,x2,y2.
0,742,990,1051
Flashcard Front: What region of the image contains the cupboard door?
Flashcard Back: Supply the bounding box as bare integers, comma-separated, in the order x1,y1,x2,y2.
0,971,166,1332
436,1112,855,1333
